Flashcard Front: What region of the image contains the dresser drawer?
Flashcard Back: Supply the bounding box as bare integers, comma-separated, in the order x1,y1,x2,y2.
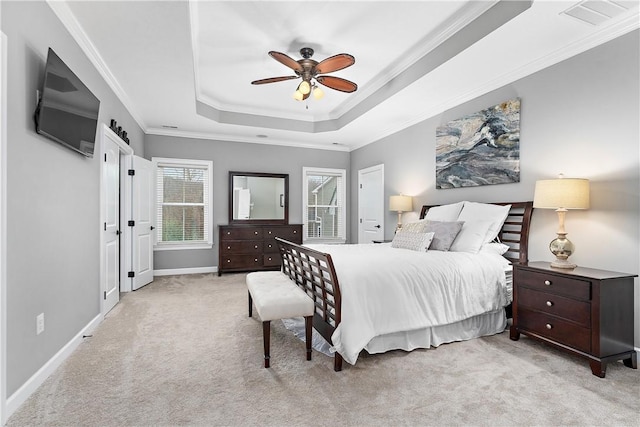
518,287,590,327
263,226,301,242
263,240,278,253
220,255,263,269
263,253,281,267
516,269,591,301
220,241,263,254
518,308,591,353
220,227,263,240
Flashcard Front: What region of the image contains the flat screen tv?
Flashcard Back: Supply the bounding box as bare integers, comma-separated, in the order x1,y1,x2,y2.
34,48,100,158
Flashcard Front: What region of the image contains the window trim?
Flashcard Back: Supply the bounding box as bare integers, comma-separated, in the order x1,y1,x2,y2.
302,166,347,244
152,157,213,250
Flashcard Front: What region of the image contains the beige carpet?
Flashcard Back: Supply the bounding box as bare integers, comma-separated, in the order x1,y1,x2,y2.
7,273,640,426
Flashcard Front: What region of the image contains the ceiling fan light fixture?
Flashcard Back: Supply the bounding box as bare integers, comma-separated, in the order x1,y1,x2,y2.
313,85,324,100
299,80,311,95
293,90,304,101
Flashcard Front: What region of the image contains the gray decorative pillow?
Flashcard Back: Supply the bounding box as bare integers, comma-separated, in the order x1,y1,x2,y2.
423,221,464,251
391,231,435,252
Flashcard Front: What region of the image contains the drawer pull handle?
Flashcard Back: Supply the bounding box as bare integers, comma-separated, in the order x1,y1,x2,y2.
293,230,297,233
268,244,272,248
544,280,551,286
268,257,272,261
227,232,231,235
268,231,272,234
546,301,553,307
254,245,258,249
227,246,231,250
227,260,231,263
254,258,258,262
546,323,553,330
254,231,258,235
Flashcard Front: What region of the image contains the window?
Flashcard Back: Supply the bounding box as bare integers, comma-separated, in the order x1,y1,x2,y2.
302,167,346,243
153,157,213,249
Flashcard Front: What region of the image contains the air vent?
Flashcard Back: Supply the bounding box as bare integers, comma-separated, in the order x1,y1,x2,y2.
562,0,637,26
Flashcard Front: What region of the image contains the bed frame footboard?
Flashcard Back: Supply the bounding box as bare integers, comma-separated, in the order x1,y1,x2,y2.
275,237,343,372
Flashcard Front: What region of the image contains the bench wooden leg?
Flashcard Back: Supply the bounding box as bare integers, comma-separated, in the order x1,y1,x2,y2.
262,321,271,368
304,316,312,361
248,291,253,318
334,352,343,372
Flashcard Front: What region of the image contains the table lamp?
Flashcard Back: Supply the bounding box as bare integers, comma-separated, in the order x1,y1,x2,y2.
533,175,590,269
389,194,413,232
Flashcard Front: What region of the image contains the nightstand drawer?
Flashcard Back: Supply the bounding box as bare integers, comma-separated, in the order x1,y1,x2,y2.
518,287,590,327
518,308,591,353
517,269,591,301
220,241,263,254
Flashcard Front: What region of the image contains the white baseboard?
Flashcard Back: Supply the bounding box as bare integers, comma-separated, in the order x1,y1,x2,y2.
153,266,218,277
5,313,102,419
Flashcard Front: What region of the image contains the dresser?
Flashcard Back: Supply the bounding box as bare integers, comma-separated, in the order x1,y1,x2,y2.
218,224,303,276
510,261,637,377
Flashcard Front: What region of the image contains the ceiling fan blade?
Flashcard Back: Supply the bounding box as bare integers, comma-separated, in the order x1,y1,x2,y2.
251,76,299,85
315,54,355,74
316,76,358,93
268,51,303,73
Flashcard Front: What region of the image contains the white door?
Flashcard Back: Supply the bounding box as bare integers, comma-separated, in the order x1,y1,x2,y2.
132,156,154,290
103,138,121,313
358,164,385,243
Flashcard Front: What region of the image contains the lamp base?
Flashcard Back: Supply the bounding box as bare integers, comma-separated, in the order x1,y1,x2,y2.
550,258,577,269
549,233,576,269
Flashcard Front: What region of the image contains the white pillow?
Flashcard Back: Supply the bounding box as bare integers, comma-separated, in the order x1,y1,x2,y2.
391,230,435,252
424,202,465,221
457,202,511,244
449,220,494,253
480,242,510,256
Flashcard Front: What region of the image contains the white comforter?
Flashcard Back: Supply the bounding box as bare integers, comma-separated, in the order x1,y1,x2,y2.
308,243,511,365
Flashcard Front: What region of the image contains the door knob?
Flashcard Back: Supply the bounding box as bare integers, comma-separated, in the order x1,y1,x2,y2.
115,230,121,235
150,226,155,230
374,225,381,229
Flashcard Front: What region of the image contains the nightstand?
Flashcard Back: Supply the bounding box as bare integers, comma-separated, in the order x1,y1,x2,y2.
510,261,637,378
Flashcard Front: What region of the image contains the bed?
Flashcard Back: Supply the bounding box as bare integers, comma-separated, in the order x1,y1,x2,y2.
277,201,533,371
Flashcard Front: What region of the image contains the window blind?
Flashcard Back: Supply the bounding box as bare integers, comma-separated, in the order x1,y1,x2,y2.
155,160,211,246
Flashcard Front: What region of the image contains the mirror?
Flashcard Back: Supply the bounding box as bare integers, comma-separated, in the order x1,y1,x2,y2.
229,171,289,224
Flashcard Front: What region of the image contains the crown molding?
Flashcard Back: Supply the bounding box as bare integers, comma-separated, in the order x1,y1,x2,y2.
145,127,350,152
46,0,148,133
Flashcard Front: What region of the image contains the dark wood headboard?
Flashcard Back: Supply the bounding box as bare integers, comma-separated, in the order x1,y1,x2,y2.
419,201,534,265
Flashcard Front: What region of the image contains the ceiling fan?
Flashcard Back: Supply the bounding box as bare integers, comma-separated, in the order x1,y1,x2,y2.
251,47,357,101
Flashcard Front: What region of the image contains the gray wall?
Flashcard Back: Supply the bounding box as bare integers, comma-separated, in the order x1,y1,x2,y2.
3,1,144,395
350,31,640,346
143,135,349,270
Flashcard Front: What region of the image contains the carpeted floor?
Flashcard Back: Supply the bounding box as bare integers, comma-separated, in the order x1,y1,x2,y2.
7,273,640,426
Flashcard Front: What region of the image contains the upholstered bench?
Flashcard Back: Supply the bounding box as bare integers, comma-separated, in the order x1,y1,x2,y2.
246,271,315,368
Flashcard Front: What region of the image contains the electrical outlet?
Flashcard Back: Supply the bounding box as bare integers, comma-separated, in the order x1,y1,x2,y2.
36,313,45,335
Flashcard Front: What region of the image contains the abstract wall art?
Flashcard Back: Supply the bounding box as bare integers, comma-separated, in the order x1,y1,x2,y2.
436,98,520,189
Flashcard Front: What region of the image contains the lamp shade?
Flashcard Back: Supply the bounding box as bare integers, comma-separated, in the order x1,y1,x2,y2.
533,178,590,209
389,195,412,212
